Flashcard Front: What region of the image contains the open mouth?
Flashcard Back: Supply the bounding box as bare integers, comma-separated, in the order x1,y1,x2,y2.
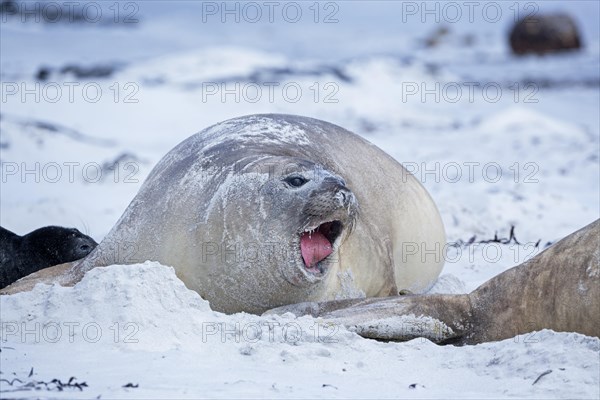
299,220,344,275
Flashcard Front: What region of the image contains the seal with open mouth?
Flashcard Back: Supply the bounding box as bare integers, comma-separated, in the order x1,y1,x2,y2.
1,114,446,314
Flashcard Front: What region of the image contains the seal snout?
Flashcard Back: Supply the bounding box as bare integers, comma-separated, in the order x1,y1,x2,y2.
335,187,355,208
326,177,356,209
296,176,359,278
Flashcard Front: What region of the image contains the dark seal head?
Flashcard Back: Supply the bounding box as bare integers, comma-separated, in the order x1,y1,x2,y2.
0,226,97,288
22,226,97,263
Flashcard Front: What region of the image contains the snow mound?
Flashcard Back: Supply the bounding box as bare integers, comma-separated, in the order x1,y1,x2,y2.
1,263,357,352
1,263,598,398
2,262,211,351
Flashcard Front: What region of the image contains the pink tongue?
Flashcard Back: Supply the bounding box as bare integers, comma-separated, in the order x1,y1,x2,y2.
300,232,333,268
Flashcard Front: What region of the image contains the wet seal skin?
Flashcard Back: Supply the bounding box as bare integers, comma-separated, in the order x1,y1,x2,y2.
0,226,97,288
1,114,445,314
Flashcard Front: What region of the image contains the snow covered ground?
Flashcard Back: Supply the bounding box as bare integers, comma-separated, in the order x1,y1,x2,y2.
1,1,599,398
2,263,599,399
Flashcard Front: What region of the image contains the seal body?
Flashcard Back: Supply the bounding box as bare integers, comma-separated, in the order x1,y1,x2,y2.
3,115,446,314
509,13,582,55
0,226,97,288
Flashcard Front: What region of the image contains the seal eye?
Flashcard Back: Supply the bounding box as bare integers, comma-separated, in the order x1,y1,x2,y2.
285,176,308,188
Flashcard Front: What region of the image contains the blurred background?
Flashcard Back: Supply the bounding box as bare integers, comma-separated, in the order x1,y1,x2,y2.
1,1,598,288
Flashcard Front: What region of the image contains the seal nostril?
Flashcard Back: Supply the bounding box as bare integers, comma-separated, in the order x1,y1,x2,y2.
335,189,351,207
80,244,90,251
